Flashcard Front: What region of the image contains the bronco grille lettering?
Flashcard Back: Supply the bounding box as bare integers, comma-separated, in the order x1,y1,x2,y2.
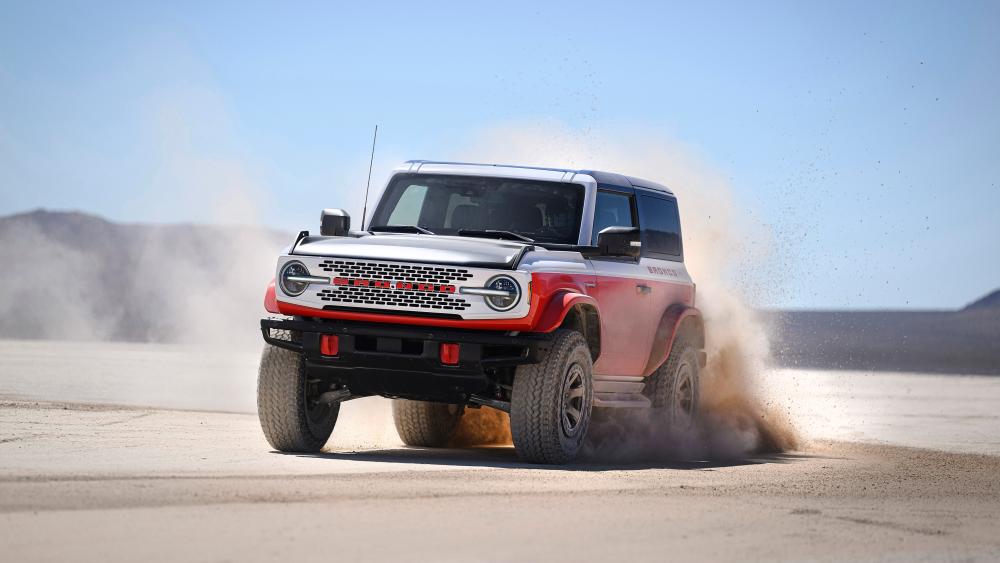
331,277,456,294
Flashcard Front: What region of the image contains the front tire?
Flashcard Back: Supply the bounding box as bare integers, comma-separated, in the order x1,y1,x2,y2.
392,400,465,447
510,330,593,464
257,331,339,452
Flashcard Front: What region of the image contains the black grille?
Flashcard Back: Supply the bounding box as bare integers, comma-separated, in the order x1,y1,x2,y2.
317,287,471,311
317,260,473,285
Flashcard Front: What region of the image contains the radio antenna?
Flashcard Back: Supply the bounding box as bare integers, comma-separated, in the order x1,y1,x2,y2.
360,124,378,230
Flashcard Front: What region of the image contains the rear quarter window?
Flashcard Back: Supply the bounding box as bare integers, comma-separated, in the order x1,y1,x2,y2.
636,194,682,259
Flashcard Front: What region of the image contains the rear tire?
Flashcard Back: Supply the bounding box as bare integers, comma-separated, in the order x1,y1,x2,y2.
510,330,593,464
257,331,339,452
648,337,701,427
392,400,465,447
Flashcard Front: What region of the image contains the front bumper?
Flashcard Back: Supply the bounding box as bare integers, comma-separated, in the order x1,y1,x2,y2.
260,317,550,402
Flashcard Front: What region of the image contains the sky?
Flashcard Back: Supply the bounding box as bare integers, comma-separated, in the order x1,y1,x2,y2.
1,0,998,310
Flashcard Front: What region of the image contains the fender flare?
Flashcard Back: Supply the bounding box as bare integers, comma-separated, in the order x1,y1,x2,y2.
533,290,602,360
641,304,704,377
533,290,600,333
264,279,279,314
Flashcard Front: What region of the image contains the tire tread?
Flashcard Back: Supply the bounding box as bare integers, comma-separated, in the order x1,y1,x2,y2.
510,329,592,464
257,330,338,452
392,400,464,447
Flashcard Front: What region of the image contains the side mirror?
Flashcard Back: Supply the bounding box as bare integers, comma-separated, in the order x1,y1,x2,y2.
320,209,351,236
596,226,641,258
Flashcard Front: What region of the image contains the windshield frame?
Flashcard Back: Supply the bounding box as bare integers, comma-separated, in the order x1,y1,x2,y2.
368,173,587,246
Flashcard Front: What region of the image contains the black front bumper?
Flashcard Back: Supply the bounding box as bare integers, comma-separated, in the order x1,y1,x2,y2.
260,317,550,402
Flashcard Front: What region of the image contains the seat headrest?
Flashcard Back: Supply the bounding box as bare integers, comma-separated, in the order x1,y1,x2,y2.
449,204,483,230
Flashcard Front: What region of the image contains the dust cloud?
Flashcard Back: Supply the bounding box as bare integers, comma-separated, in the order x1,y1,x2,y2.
452,123,799,458
449,407,512,447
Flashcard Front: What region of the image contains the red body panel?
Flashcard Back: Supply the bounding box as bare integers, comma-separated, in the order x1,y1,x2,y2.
264,280,279,314
588,275,694,376
275,301,539,330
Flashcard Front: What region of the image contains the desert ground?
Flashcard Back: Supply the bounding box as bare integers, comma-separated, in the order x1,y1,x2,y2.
1,339,999,562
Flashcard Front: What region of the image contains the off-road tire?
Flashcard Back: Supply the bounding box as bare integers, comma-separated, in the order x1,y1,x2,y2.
257,330,339,452
392,400,465,447
510,329,593,464
648,336,701,426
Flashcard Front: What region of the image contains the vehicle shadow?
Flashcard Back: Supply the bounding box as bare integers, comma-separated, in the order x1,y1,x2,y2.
284,445,813,472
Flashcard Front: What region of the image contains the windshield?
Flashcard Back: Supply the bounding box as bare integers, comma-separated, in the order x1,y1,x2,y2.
369,174,585,245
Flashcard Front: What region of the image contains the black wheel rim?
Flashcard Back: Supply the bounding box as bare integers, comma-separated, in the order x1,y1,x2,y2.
674,361,695,419
303,375,333,432
561,362,586,437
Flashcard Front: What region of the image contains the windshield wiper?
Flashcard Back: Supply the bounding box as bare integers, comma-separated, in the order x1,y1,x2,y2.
368,225,435,235
457,229,535,243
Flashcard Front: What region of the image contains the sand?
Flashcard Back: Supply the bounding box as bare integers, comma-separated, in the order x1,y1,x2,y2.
1,340,999,561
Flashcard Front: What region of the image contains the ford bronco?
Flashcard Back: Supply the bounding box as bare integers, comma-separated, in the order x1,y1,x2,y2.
258,161,704,464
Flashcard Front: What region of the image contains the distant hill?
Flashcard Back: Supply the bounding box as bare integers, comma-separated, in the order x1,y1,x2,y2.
764,300,1000,375
1,209,997,374
0,209,291,346
965,289,1000,311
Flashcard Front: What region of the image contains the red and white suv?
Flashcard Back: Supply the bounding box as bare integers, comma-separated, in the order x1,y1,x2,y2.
258,160,705,464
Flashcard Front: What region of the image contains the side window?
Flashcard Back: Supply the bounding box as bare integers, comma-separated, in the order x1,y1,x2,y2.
637,194,682,258
591,191,636,244
386,184,428,225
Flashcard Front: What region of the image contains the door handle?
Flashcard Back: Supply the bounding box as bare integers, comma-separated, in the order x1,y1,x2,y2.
636,284,652,295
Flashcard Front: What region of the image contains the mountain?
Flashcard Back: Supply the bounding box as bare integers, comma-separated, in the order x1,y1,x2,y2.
764,297,1000,375
965,289,1000,311
1,209,997,374
0,209,291,346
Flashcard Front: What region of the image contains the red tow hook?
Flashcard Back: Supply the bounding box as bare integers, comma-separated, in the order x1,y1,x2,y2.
320,335,339,357
439,342,460,365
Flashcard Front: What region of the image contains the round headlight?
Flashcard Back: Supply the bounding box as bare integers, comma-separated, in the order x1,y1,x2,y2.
279,261,310,296
484,275,521,311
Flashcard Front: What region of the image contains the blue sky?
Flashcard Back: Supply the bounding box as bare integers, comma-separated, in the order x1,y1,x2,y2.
1,1,998,309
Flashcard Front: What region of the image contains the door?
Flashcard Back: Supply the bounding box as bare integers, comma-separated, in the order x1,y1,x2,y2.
587,189,653,376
